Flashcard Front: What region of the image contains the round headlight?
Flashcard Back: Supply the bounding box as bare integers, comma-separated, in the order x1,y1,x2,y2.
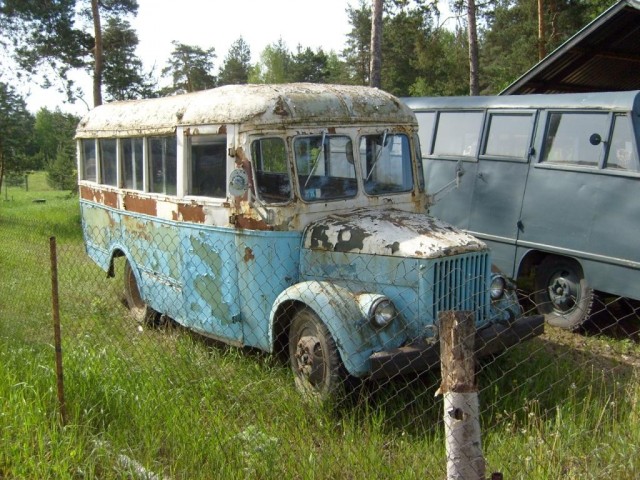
370,298,397,328
490,275,506,300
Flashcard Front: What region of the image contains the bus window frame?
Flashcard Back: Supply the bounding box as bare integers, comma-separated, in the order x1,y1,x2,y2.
430,109,485,160
478,109,537,164
604,112,640,173
537,109,611,171
187,134,228,199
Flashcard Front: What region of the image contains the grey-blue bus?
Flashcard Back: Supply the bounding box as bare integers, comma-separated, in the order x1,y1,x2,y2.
404,91,640,329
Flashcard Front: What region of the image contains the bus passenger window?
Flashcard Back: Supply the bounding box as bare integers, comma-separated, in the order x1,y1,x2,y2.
190,136,226,197
484,113,533,159
542,112,608,167
122,138,143,190
432,111,483,157
606,114,638,172
251,137,292,203
415,111,435,155
80,139,97,182
149,136,177,195
99,139,117,186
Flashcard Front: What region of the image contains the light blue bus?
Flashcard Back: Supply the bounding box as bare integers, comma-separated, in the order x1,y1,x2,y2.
404,90,640,330
76,84,542,398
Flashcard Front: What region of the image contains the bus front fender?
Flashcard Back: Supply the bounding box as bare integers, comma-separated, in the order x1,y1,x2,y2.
270,281,405,377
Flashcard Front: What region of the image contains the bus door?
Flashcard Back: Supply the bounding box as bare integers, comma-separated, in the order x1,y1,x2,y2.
419,110,482,230
467,110,537,278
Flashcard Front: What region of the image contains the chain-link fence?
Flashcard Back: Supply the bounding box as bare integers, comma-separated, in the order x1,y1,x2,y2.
2,192,639,479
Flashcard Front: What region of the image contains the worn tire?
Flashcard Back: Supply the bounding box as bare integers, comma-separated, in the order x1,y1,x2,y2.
288,307,344,400
123,260,161,326
534,256,593,330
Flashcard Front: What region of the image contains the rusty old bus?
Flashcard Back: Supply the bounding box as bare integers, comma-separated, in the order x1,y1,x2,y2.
405,90,640,330
76,83,542,398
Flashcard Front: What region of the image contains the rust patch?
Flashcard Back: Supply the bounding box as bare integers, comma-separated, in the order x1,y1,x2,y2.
175,203,205,223
234,214,272,231
217,125,227,134
102,190,118,208
273,97,289,116
243,247,255,262
79,185,118,208
123,193,157,216
80,185,97,201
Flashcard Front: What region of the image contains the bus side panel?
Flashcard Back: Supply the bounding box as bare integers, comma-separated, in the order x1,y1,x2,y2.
236,231,301,351
518,167,640,297
181,226,242,343
467,158,529,278
80,202,122,272
423,158,478,230
519,170,640,299
120,214,183,320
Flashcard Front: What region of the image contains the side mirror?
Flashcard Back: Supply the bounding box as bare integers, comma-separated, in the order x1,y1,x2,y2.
589,133,603,146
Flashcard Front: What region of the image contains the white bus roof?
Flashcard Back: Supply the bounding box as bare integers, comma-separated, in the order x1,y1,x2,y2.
76,83,417,138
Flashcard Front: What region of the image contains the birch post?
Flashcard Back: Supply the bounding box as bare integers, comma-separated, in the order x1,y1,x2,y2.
438,310,485,480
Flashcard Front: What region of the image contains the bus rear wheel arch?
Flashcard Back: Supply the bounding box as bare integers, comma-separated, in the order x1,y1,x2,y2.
533,255,594,330
288,306,345,401
123,260,161,326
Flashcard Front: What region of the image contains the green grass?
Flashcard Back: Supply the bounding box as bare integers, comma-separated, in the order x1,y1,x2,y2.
1,172,639,479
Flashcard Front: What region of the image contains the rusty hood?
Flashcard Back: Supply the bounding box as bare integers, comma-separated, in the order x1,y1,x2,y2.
302,209,487,259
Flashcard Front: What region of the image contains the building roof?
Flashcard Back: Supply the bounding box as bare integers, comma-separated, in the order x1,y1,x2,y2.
501,0,640,94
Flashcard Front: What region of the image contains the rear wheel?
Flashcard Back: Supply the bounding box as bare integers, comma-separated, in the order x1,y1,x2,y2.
123,260,161,326
289,307,343,400
534,256,593,330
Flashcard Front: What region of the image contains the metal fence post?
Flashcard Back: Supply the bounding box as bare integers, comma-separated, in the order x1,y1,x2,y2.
438,310,485,480
50,236,67,426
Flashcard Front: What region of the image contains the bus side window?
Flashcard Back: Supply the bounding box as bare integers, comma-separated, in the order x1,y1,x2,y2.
415,111,435,155
149,136,177,195
606,114,639,172
432,111,483,158
484,113,533,159
190,136,226,198
542,112,608,166
80,139,97,182
99,139,118,186
122,138,143,190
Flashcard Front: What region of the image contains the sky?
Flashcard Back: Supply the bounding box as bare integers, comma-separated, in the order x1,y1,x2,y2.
22,0,356,116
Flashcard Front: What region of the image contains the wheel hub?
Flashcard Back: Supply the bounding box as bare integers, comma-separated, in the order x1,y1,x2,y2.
295,335,324,386
548,275,577,311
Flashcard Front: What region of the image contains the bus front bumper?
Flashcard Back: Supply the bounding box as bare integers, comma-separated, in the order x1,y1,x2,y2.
368,314,544,379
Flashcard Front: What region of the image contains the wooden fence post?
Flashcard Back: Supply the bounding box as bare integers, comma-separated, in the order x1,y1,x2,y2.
438,310,485,480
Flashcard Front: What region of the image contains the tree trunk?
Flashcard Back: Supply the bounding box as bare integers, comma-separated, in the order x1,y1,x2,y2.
369,0,383,88
0,149,5,194
91,0,103,107
538,0,546,60
467,0,480,96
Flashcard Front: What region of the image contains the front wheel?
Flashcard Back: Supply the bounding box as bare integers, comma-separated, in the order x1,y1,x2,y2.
289,307,343,400
123,260,161,326
533,256,593,330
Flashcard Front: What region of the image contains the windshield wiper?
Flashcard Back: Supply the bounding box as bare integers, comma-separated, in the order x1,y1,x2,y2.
365,129,389,182
304,131,326,189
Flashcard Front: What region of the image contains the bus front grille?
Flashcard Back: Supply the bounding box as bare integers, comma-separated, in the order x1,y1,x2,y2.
432,252,490,323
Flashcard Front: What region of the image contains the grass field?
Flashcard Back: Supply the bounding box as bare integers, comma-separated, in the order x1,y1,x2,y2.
1,172,639,479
